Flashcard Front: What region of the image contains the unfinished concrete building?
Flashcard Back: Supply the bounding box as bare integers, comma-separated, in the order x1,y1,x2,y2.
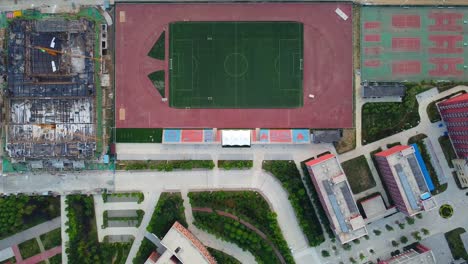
6,18,97,161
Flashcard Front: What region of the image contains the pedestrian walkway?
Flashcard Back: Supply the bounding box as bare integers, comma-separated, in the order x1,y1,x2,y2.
0,218,60,250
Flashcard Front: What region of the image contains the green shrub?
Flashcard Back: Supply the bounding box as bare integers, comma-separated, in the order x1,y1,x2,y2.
189,191,294,263
405,217,415,225
218,160,253,170
391,240,399,247
400,236,408,244
373,230,381,236
321,250,330,257
385,224,394,231
264,160,326,246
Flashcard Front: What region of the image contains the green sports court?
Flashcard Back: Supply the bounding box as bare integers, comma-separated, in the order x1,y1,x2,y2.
169,21,304,109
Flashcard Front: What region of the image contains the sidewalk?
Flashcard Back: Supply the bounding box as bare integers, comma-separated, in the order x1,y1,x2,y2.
0,217,60,250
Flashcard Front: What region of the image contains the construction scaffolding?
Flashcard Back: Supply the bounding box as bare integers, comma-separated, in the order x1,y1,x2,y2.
6,18,97,161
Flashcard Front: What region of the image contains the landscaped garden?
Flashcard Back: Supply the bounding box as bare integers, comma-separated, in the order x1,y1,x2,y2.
438,136,457,168
340,155,376,194
0,195,60,239
362,83,431,144
445,227,468,260
66,195,132,264
116,160,215,171
218,160,253,170
40,228,61,250
189,191,295,264
439,204,454,219
133,192,187,264
263,160,325,246
18,238,41,259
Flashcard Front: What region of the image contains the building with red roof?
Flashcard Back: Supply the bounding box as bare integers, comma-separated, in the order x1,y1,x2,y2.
374,145,436,216
377,243,436,264
437,93,468,188
305,154,367,244
145,221,216,264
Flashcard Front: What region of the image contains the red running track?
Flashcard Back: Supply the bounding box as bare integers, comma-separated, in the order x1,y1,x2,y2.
115,3,353,129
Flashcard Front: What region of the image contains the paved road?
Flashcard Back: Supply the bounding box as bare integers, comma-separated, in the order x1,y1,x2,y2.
0,217,60,250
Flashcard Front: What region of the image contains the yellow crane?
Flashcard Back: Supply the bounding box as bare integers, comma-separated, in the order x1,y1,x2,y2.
32,46,102,61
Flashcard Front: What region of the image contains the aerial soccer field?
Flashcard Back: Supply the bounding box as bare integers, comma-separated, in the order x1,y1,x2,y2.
169,21,303,109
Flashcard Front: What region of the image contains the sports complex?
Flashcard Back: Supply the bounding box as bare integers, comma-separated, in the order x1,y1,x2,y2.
361,6,468,82
115,3,353,129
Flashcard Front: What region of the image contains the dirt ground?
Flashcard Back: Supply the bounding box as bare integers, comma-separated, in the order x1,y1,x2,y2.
335,129,356,154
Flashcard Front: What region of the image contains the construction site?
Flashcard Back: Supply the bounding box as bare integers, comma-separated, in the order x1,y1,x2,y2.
5,18,98,164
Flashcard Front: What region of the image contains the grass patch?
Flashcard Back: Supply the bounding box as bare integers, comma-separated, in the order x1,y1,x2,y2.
445,228,468,260
438,136,457,168
263,160,325,246
335,129,356,154
341,155,376,194
189,191,294,263
208,247,241,264
116,160,215,171
66,195,132,264
218,160,253,170
408,134,447,195
148,71,165,98
439,204,454,219
362,83,431,144
40,228,61,250
102,192,144,203
0,195,60,239
133,192,187,263
18,238,41,259
115,128,162,143
48,254,62,264
147,31,165,60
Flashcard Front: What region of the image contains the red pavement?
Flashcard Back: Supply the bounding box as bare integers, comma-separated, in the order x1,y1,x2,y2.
19,246,61,264
115,3,353,129
12,245,22,262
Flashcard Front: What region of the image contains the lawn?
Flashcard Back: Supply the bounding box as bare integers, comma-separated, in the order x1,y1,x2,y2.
408,134,447,195
341,155,376,194
40,228,61,250
445,228,468,260
115,128,162,143
18,238,41,259
169,21,303,109
189,191,294,263
48,254,62,264
362,83,431,144
133,192,187,264
148,31,165,60
438,136,457,168
263,160,325,246
148,70,165,98
0,195,60,240
208,247,241,264
218,160,253,170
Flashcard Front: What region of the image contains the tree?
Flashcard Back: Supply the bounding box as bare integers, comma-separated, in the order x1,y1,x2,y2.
364,235,369,240
349,257,357,263
352,238,360,244
321,250,330,257
392,240,399,247
359,253,365,260
421,228,430,235
406,217,415,225
369,249,375,254
412,231,421,241
343,243,352,251
373,229,381,236
400,236,408,244
385,224,394,231
416,214,423,219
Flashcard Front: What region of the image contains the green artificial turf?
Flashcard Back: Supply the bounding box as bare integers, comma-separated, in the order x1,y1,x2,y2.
169,21,303,108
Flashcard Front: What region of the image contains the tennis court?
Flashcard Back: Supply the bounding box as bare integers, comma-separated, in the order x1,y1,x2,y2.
361,6,468,81
169,22,303,108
